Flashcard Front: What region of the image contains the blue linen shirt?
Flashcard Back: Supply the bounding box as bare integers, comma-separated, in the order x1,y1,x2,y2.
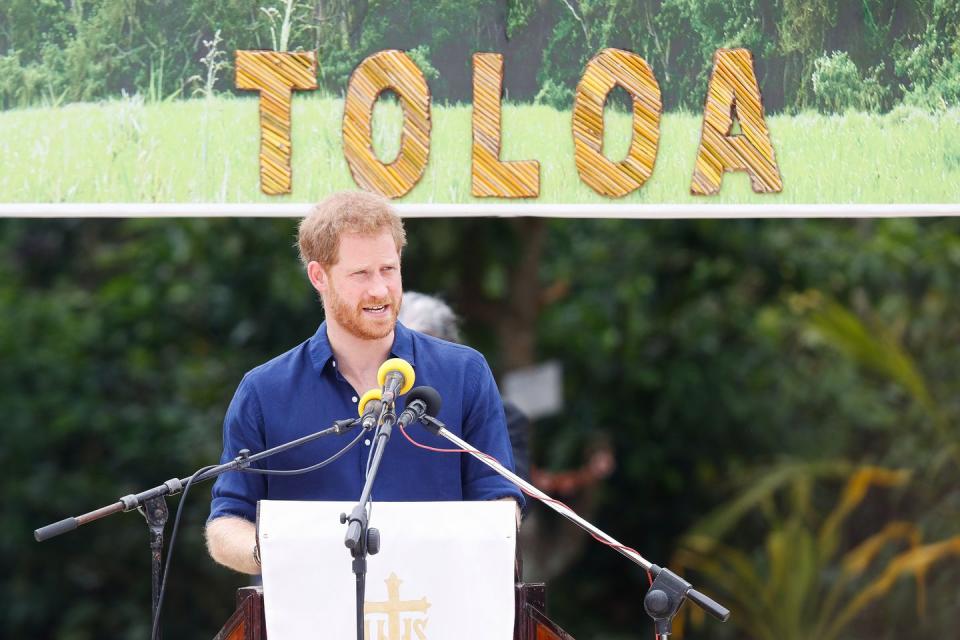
209,321,524,522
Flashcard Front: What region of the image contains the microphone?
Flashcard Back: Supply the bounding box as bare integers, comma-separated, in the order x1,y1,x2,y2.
357,388,383,430
396,386,442,430
377,357,415,405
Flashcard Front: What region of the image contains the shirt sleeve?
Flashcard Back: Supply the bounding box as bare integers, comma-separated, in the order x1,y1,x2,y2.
208,373,268,523
460,354,526,509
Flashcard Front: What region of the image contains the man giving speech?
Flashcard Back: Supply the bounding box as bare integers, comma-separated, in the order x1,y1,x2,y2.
205,191,522,574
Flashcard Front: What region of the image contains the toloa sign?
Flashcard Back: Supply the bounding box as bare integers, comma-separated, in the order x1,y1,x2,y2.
236,47,782,199
4,5,957,215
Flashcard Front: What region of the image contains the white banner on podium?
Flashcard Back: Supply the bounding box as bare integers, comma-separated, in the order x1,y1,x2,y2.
258,500,517,640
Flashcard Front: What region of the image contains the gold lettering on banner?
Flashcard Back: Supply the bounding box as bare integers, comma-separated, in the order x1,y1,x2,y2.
691,48,782,195
471,53,540,198
572,48,662,198
235,50,317,195
343,50,431,198
364,572,431,640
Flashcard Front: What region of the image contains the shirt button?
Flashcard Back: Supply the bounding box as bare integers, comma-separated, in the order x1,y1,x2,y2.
332,361,337,368
364,439,371,446
351,396,358,403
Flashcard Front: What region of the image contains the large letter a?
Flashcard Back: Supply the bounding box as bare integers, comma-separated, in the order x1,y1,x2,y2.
691,48,782,195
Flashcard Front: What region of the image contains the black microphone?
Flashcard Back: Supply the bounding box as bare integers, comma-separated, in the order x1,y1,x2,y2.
377,358,415,404
396,386,442,430
357,389,384,430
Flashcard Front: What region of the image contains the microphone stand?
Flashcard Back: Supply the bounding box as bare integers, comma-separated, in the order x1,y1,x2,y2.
140,496,169,639
34,415,361,633
417,414,731,638
341,402,396,640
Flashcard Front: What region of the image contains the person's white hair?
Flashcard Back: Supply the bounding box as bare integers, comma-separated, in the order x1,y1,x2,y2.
398,292,461,343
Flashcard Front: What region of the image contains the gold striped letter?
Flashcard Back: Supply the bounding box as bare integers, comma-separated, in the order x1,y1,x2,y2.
691,48,782,195
343,50,431,199
572,48,662,198
235,51,317,195
471,53,539,198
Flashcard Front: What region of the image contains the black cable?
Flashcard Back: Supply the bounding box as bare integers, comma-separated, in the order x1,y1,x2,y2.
149,428,368,640
240,427,366,476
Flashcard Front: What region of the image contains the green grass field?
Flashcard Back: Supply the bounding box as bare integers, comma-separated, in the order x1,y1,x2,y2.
0,95,958,203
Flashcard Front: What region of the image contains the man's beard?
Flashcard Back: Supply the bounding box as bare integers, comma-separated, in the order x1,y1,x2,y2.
324,282,401,340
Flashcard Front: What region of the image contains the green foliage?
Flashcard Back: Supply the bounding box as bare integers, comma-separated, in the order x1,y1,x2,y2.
534,76,573,109
506,0,537,38
779,0,838,109
0,218,318,638
1,0,958,113
259,0,306,52
3,97,960,204
812,52,888,113
517,218,960,637
658,0,779,108
3,217,960,638
895,1,960,109
0,49,59,109
187,30,230,99
674,463,960,640
661,219,960,639
406,45,439,81
0,0,266,105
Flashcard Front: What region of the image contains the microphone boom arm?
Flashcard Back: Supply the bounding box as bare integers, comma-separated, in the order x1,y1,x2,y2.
34,416,360,542
417,413,730,637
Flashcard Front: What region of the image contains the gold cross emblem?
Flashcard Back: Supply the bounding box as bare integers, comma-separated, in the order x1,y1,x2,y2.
364,572,431,640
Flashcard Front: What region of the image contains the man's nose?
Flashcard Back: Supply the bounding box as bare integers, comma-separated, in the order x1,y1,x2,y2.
367,273,389,298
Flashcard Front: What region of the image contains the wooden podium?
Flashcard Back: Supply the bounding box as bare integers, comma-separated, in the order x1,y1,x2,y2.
213,583,575,640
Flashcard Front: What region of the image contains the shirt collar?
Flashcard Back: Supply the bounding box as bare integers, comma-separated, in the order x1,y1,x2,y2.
308,320,416,376
391,320,416,365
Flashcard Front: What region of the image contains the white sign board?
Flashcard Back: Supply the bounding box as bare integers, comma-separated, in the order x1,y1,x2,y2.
258,500,516,640
502,360,564,420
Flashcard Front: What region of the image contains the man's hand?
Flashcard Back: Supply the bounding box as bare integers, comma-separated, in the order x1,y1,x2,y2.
205,516,261,574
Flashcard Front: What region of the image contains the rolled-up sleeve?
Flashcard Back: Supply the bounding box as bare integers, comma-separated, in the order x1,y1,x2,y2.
208,374,268,523
460,355,526,509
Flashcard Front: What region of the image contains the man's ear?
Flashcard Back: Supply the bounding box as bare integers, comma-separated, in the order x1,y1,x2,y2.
307,261,327,295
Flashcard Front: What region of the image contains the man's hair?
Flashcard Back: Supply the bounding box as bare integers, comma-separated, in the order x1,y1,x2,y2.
397,292,462,343
297,191,407,268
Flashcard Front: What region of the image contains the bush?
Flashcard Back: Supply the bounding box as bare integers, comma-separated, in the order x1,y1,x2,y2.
811,51,887,113
0,51,59,109
893,1,960,110
897,42,960,110
534,77,573,109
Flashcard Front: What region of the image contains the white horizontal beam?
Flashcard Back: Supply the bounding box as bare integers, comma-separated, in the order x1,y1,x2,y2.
0,203,958,219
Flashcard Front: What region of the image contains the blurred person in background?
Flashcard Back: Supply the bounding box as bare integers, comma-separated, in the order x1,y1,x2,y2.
399,291,615,583
399,291,530,482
